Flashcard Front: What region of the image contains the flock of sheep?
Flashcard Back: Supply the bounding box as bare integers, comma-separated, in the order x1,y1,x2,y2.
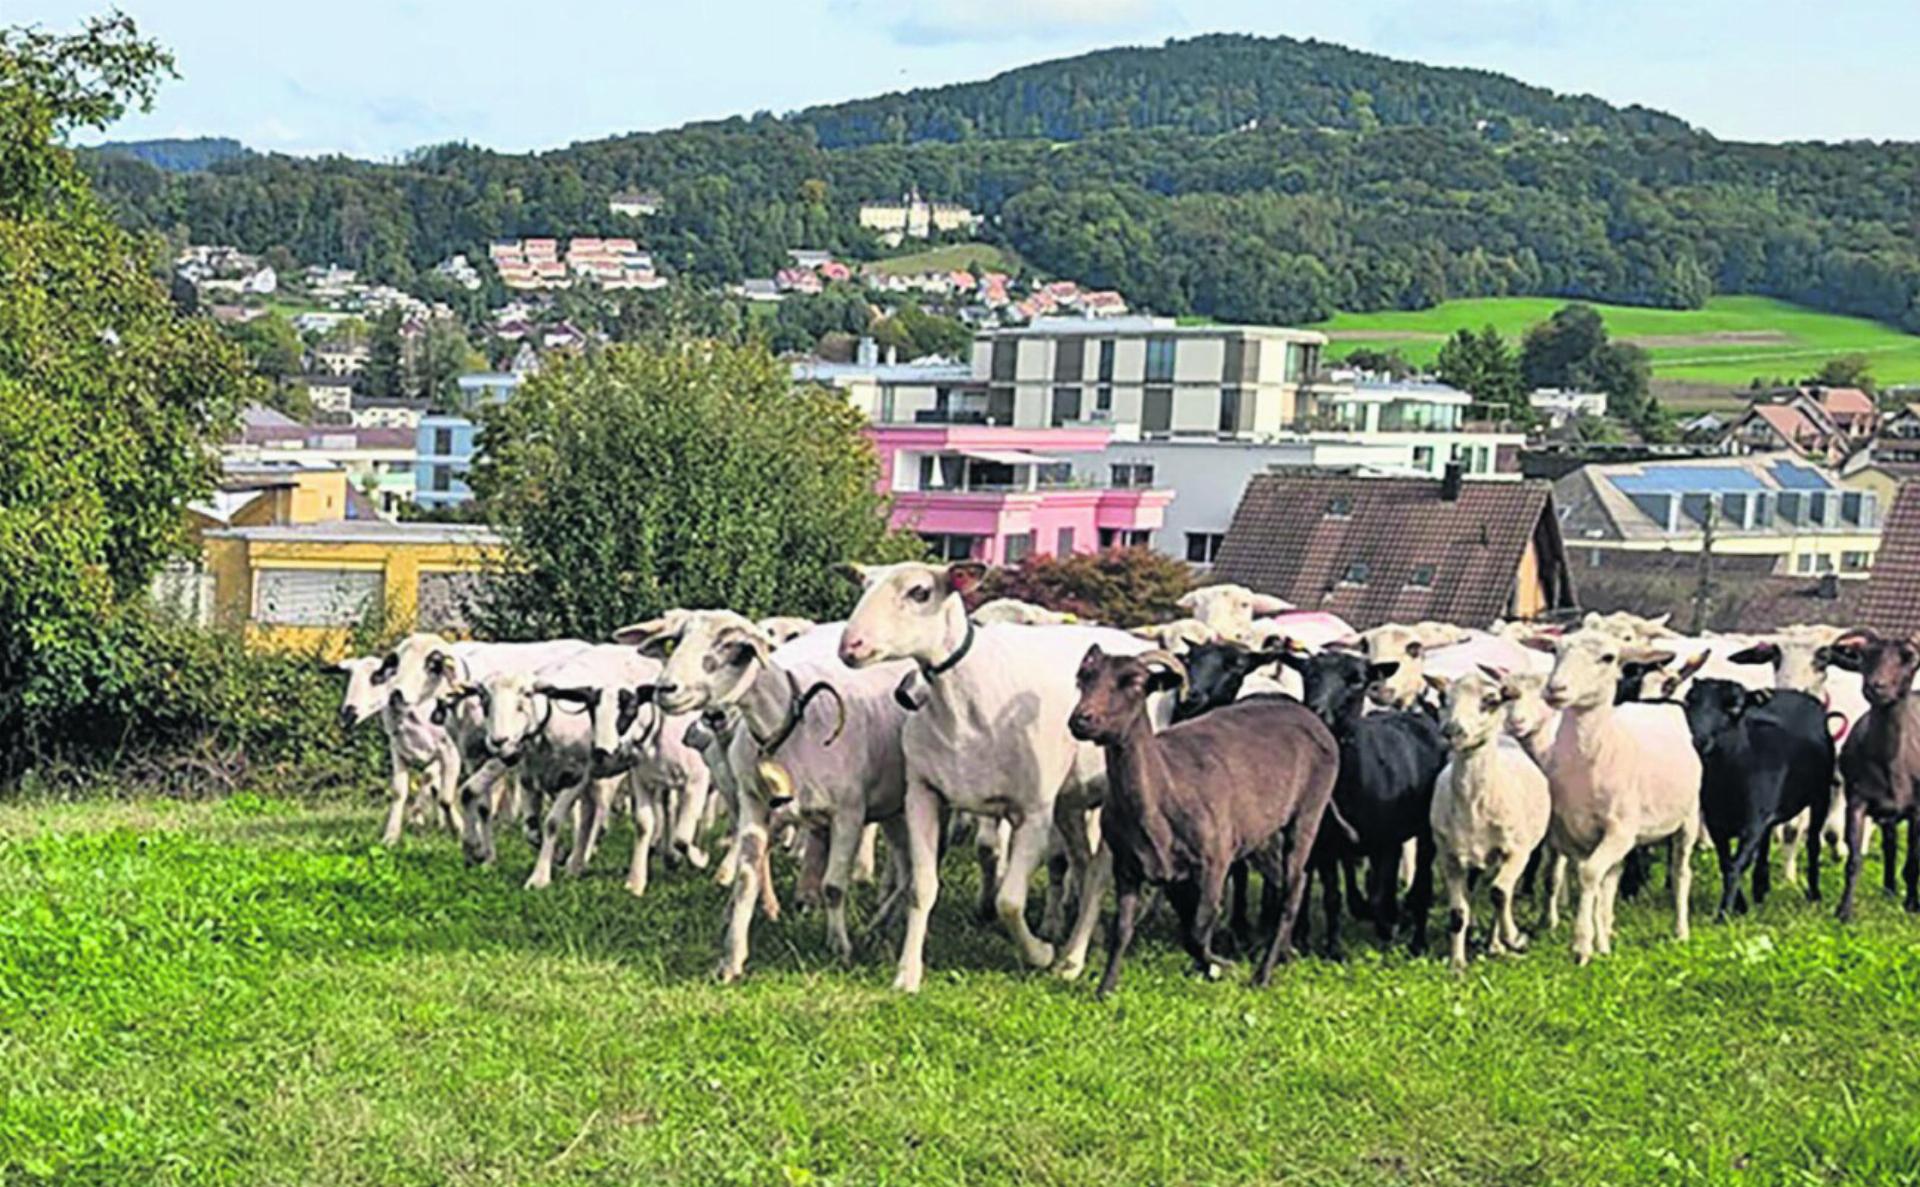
334,562,1920,996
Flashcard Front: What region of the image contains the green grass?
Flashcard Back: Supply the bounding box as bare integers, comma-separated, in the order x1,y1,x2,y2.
866,242,1020,277
1321,296,1920,391
7,796,1920,1185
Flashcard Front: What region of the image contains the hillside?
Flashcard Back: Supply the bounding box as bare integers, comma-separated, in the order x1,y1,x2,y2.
1326,296,1920,383
78,35,1920,345
791,33,1691,148
87,136,247,172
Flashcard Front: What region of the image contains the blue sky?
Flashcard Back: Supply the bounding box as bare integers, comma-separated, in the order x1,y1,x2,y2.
19,0,1920,157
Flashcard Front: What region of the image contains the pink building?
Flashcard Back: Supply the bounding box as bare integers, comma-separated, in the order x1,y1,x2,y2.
868,423,1172,563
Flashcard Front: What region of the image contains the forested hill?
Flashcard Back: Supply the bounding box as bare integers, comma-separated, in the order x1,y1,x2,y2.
87,136,248,172
80,35,1920,337
791,33,1691,147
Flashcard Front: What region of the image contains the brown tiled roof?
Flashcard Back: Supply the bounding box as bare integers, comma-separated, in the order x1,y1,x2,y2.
1213,472,1571,630
1859,480,1920,636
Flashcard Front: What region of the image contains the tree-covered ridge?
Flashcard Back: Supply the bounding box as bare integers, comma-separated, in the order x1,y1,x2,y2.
74,36,1920,336
790,33,1691,147
87,135,247,172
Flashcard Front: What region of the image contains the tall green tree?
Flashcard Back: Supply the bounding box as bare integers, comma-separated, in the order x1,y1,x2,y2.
1519,303,1608,391
1434,325,1524,419
469,339,922,638
0,14,253,758
360,306,405,399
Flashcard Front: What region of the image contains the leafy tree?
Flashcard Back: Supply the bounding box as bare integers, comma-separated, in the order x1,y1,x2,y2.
0,13,254,766
411,316,477,408
222,312,303,383
469,339,922,638
1584,340,1654,425
1519,304,1608,390
360,306,405,399
1339,347,1413,378
1435,326,1524,419
970,548,1195,627
1807,354,1875,394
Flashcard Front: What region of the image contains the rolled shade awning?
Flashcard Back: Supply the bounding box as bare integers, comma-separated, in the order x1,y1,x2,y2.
957,449,1063,466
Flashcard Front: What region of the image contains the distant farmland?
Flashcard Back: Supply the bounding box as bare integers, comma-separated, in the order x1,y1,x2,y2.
1319,296,1920,407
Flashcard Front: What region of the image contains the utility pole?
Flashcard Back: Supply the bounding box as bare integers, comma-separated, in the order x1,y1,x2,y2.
1691,498,1716,635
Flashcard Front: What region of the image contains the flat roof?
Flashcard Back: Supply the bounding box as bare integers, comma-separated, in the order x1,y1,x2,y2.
204,521,503,547
987,316,1327,343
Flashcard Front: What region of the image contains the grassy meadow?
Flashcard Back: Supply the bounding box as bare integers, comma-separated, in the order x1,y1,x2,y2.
5,795,1920,1185
866,242,1021,276
1320,296,1920,404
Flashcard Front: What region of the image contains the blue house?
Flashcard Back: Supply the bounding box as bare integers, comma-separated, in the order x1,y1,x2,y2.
413,372,523,510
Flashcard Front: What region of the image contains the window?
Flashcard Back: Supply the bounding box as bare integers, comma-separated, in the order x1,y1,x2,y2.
986,387,1015,425
1843,550,1873,572
432,465,452,492
1406,564,1436,589
1412,445,1434,472
1796,552,1815,574
1341,561,1371,585
1326,495,1353,518
1003,532,1034,564
1816,552,1836,573
1053,342,1083,382
1095,385,1113,415
433,427,453,455
1099,528,1152,550
1097,339,1116,381
918,454,965,490
1109,463,1155,489
919,533,980,561
1842,492,1866,525
254,568,382,627
1143,387,1173,434
1055,527,1076,557
990,340,1016,382
1050,386,1081,427
1145,337,1176,383
1185,532,1226,564
1218,388,1242,434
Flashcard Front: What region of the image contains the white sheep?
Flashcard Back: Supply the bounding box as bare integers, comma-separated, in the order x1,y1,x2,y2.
971,598,1081,627
1427,669,1552,971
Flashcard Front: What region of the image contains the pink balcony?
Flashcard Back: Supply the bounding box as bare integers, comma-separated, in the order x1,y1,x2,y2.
868,424,1172,564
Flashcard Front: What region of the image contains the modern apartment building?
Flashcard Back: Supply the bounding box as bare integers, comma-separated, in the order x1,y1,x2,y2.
964,316,1333,436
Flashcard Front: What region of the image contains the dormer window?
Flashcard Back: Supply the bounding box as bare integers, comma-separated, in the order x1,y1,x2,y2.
1407,564,1435,589
1342,561,1370,585
1327,495,1353,518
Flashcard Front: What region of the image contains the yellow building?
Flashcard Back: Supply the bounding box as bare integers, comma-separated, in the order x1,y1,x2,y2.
202,521,502,659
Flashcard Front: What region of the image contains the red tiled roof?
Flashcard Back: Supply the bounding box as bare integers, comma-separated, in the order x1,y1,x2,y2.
1819,387,1876,418
1212,472,1573,630
1858,480,1920,636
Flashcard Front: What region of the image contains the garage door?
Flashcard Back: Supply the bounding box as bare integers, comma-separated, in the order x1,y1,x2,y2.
254,568,383,626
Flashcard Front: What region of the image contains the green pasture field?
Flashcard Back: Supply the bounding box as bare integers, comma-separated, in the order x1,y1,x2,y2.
4,796,1919,1185
1320,296,1920,394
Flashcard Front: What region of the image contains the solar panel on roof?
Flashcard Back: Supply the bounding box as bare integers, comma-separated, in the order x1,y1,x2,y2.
1613,466,1767,495
1768,460,1834,491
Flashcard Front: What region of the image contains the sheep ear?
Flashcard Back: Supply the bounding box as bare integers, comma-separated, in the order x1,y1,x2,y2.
834,562,875,587
1247,593,1290,614
1675,650,1710,682
1175,590,1203,611
1138,650,1188,696
1423,673,1450,696
536,685,597,706
943,561,988,595
1368,661,1400,682
1621,646,1676,667
1476,662,1506,683
612,616,674,646
1729,643,1779,666
1522,635,1559,655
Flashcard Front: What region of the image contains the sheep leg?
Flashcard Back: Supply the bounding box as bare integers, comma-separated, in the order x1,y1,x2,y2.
1540,850,1568,932
1055,832,1110,981
568,775,617,877
1315,852,1345,960
380,750,414,846
996,815,1057,971
1365,849,1397,945
1573,835,1633,965
1255,817,1316,985
1194,862,1235,970
893,782,943,993
794,825,829,911
1406,832,1436,956
716,819,767,984
434,749,462,835
1752,828,1774,907
853,822,879,886
1227,862,1252,954
1442,854,1471,973
625,779,659,897
457,759,509,866
822,805,865,963
1490,848,1530,954
860,817,913,943
669,772,711,870
1095,874,1142,1001
1806,783,1830,904
1717,821,1769,922
527,777,588,890
1838,798,1869,922
974,817,1006,925
1778,811,1806,887
1711,831,1738,922
1671,819,1699,943
1164,880,1210,974
1883,822,1900,896
1906,816,1920,914
1342,855,1371,922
